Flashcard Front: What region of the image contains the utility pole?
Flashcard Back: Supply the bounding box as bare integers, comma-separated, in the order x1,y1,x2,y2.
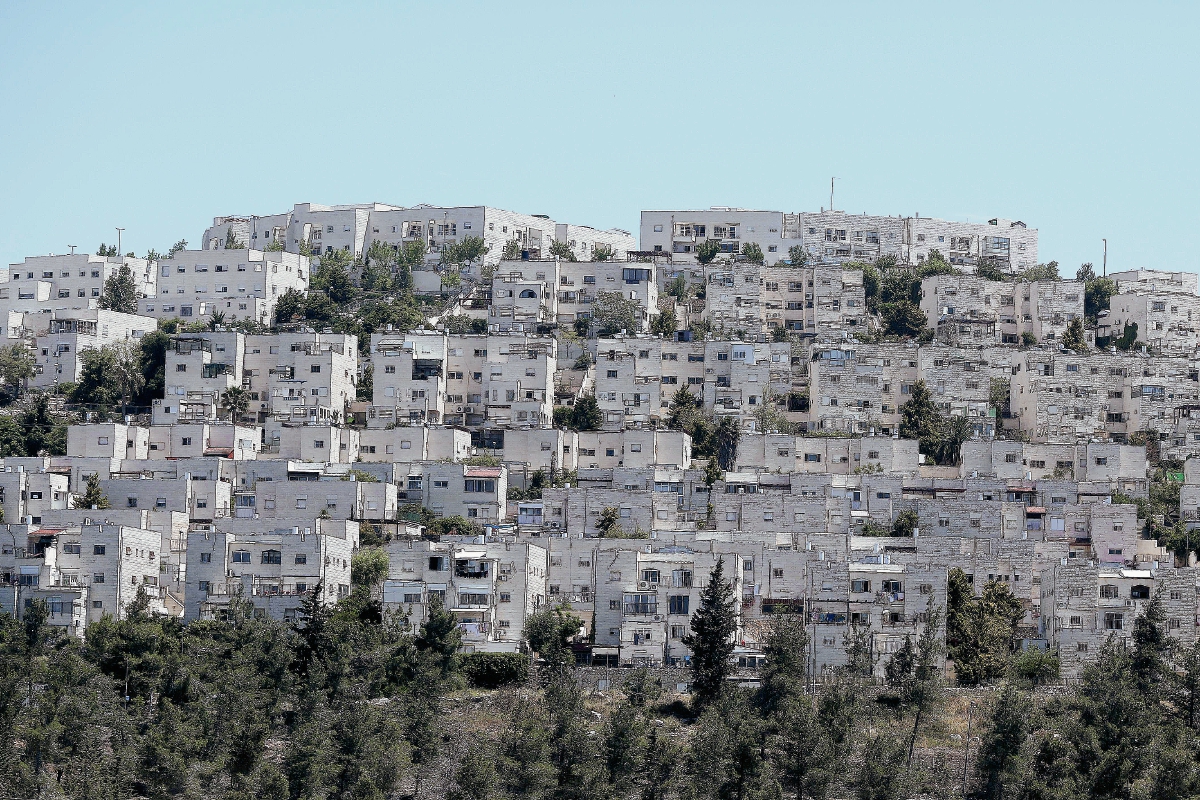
1102,239,1107,277
115,227,125,257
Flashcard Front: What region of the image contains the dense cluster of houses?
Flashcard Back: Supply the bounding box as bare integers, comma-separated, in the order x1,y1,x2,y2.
0,201,1197,679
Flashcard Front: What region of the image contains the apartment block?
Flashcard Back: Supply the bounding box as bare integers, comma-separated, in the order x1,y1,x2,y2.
734,433,920,475
1104,291,1200,355
703,262,866,336
383,536,549,652
1011,350,1200,443
1108,269,1198,296
59,522,168,623
6,254,156,314
807,342,919,435
591,335,793,430
641,209,1037,272
357,426,472,464
394,463,506,523
921,275,1085,345
1041,561,1197,678
244,331,358,424
31,309,156,390
140,249,309,325
204,202,391,258
369,331,554,429
184,523,354,620
153,331,246,424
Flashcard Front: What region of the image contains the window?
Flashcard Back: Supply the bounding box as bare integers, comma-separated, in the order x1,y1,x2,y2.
93,545,106,555
92,573,105,584
1104,612,1124,630
464,479,495,493
295,554,307,564
232,550,251,563
668,595,690,615
851,580,871,593
200,552,211,563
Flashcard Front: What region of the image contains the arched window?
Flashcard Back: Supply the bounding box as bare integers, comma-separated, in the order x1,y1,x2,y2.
261,549,282,565
519,289,537,298
1130,584,1151,599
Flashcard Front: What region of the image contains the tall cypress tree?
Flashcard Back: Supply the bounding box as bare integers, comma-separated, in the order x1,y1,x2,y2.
683,556,737,708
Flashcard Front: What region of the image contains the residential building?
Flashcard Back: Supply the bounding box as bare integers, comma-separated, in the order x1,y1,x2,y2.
30,309,156,390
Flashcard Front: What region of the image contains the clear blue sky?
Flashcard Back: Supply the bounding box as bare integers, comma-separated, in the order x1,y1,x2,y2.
2,1,1197,275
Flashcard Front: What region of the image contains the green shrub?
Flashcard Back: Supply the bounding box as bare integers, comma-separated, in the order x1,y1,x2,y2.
460,652,529,688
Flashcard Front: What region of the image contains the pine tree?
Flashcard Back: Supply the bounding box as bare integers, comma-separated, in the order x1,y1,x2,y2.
974,685,1030,800
77,473,110,509
683,556,737,708
571,394,602,431
415,594,462,678
98,263,139,314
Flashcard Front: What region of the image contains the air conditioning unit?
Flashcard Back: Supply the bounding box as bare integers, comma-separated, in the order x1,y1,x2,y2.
652,614,663,622
550,521,560,528
638,581,650,590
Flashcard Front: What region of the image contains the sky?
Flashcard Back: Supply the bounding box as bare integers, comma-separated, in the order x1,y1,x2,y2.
1,1,1197,275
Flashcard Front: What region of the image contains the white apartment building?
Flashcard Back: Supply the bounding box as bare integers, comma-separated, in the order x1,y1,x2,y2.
243,332,358,424
362,206,560,265
807,342,919,435
67,423,151,461
573,430,692,471
203,202,397,258
640,209,1038,271
30,309,155,389
206,203,635,268
489,259,658,332
153,331,246,424
184,523,354,620
920,275,1085,345
553,224,636,262
1104,291,1200,355
139,249,309,325
590,335,794,430
383,536,549,652
1041,561,1197,678
56,522,167,623
0,467,70,525
1108,269,1198,296
5,254,156,314
395,463,507,523
369,331,555,429
357,426,472,464
703,262,866,336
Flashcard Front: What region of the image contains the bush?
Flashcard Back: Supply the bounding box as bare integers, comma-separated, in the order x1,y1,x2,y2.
460,652,529,688
1010,647,1060,687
